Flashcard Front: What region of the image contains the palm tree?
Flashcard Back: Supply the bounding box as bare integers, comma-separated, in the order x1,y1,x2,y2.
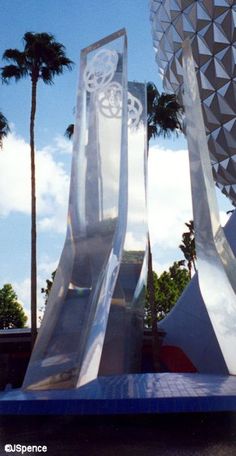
0,111,10,149
147,82,183,370
1,32,73,347
147,82,183,141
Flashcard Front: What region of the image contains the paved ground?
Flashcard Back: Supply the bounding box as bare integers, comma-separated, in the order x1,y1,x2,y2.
1,373,236,455
1,413,236,455
1,373,236,415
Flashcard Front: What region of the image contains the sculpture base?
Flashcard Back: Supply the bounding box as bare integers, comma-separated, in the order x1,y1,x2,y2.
1,373,236,415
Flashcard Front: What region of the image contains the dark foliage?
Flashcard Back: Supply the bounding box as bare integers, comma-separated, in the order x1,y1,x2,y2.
0,284,27,329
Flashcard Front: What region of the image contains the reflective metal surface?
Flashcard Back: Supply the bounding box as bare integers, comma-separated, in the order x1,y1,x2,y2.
158,182,236,375
182,39,236,375
150,0,236,205
23,29,128,390
23,31,148,390
99,81,148,377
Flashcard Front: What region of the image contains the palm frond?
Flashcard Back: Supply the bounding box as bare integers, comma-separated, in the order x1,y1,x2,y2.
1,64,27,83
24,31,55,46
147,82,184,141
64,124,74,139
0,112,10,149
22,32,74,82
40,66,54,84
3,48,26,67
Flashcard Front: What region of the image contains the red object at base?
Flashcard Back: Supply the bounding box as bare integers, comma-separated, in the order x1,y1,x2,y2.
160,345,197,373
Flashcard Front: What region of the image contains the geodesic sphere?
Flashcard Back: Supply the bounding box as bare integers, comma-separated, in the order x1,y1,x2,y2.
150,0,236,204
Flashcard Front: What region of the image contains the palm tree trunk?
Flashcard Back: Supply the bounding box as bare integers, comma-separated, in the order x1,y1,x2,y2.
30,78,37,348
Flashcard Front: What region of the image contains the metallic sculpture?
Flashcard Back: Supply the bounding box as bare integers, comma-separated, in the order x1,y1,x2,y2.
99,81,148,377
158,210,236,375
23,30,148,390
149,0,236,375
150,0,236,204
181,39,236,374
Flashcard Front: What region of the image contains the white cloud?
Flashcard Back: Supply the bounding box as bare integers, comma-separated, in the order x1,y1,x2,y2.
152,258,173,276
54,135,73,155
124,231,146,251
0,134,31,215
1,133,233,317
0,133,70,233
38,256,58,278
38,134,73,156
147,146,233,273
148,145,192,270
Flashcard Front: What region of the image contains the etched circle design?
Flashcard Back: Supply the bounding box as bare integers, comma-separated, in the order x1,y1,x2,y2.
97,81,143,126
97,82,123,118
84,49,119,93
128,92,143,128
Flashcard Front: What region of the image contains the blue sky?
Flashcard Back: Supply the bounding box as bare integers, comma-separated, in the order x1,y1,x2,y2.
1,0,163,146
0,1,233,324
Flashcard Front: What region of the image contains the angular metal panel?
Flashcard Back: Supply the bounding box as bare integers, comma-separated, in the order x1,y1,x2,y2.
23,29,128,390
99,82,148,377
182,39,236,374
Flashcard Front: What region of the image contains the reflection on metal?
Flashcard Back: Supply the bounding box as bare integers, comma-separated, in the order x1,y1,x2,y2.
127,90,143,128
150,1,236,205
99,81,147,377
182,39,236,375
23,30,148,390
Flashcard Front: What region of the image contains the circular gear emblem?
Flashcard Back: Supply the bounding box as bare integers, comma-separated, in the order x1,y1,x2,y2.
128,92,143,128
84,49,119,93
97,82,123,118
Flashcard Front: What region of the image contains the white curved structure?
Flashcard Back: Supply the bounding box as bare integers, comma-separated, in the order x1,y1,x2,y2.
150,0,236,204
174,40,236,374
159,212,236,374
150,2,236,374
